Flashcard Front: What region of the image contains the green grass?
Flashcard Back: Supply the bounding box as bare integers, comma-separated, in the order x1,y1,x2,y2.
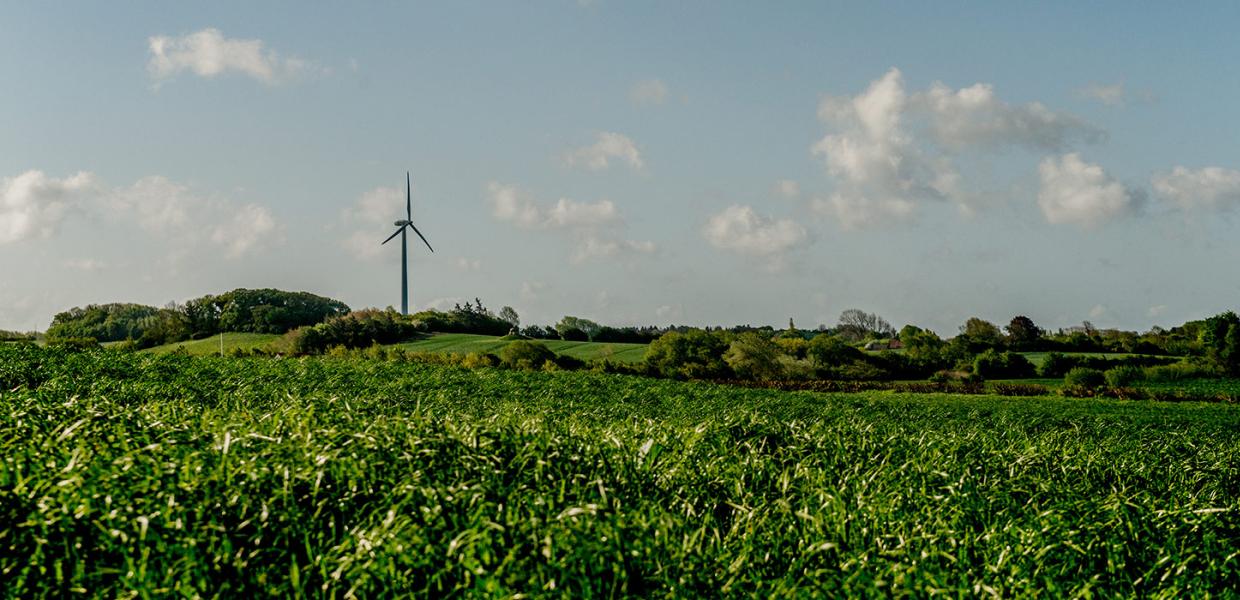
398,332,649,363
1018,351,1155,367
3,344,1240,596
143,332,282,355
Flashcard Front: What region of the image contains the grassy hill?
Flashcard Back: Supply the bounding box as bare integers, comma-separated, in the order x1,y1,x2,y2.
144,332,282,356
142,332,649,362
398,332,648,363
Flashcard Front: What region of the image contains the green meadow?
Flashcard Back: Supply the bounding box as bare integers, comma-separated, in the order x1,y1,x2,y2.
3,344,1238,597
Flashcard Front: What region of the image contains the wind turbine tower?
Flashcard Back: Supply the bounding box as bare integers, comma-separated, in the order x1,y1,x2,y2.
381,173,434,315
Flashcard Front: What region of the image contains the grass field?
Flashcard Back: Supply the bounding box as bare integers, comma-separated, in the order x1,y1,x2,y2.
2,344,1239,596
397,332,649,363
142,332,649,363
144,332,282,356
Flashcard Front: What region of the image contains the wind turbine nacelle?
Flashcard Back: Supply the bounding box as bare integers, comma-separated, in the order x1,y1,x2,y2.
394,220,411,227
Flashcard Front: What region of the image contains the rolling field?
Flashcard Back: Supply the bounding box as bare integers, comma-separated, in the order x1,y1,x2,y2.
142,332,649,363
397,332,649,363
144,332,282,356
2,344,1239,596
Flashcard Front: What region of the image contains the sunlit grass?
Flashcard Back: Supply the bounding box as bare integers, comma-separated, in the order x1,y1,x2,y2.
2,345,1238,596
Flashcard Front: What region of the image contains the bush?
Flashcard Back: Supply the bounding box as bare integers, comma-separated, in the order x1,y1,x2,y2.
644,330,732,380
462,352,499,369
990,383,1050,397
1104,365,1144,388
46,337,101,351
282,309,424,354
1144,362,1219,382
972,350,1036,380
723,333,785,380
499,341,556,370
1063,367,1105,391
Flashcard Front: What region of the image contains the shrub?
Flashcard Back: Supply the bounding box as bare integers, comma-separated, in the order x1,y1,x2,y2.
990,383,1050,397
46,337,101,351
644,330,732,380
723,333,785,380
499,341,556,370
1064,367,1105,391
972,350,1036,379
1144,362,1218,382
462,352,499,369
282,309,424,354
1104,365,1144,388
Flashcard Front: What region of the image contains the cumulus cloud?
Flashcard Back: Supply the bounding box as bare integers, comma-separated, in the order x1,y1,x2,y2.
105,175,282,257
486,182,653,263
62,258,107,271
107,176,193,235
147,28,313,84
520,281,546,301
629,79,669,106
1037,153,1137,227
338,185,421,260
1079,83,1126,107
915,81,1103,150
0,170,95,244
455,257,482,271
773,179,800,198
1152,166,1240,212
703,205,808,262
564,132,644,171
211,204,279,258
811,68,1100,226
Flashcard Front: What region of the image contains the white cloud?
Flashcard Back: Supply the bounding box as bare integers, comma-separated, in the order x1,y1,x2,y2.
564,132,644,171
107,176,193,235
703,205,808,260
487,182,654,264
629,79,669,106
62,258,107,271
1089,304,1109,320
809,193,915,230
1152,166,1240,212
519,281,546,301
1148,304,1168,319
1037,153,1137,227
104,175,282,258
915,81,1102,150
1079,83,1126,106
455,257,482,271
148,28,312,84
811,68,1100,226
773,179,800,198
338,185,422,260
211,204,279,258
0,170,95,244
655,304,682,320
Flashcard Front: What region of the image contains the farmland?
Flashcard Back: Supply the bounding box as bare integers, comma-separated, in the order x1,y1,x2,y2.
397,333,648,363
2,344,1239,596
142,331,650,363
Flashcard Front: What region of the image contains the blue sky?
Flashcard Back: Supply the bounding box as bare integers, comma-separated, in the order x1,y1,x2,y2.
3,2,1240,334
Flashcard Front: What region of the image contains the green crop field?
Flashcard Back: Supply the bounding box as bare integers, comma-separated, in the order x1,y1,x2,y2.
143,332,282,356
398,332,649,363
2,345,1239,597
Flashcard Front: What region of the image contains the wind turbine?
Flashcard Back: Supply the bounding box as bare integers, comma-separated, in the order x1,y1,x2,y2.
381,173,434,315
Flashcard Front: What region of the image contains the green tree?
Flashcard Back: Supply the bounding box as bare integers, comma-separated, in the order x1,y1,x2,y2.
723,333,785,380
498,306,520,328
644,329,732,379
1005,316,1044,351
1201,311,1240,375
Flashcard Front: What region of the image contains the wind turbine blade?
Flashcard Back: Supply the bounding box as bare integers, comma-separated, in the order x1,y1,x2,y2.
407,223,434,252
406,172,412,221
381,227,403,245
